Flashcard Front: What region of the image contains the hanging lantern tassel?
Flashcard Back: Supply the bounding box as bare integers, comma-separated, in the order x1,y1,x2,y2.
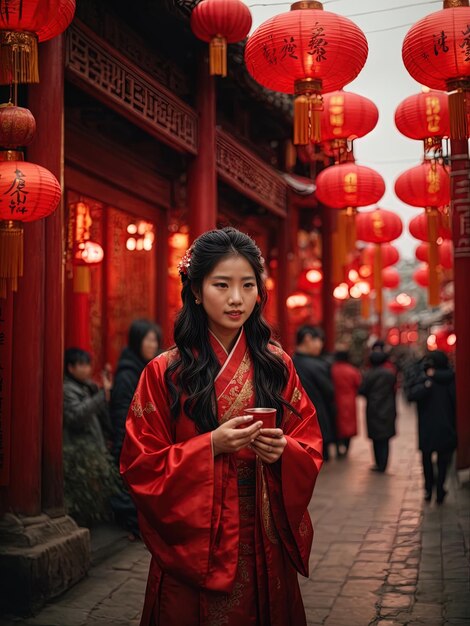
294,80,323,145
209,35,227,77
447,81,469,141
361,294,370,320
426,207,440,307
0,31,39,84
373,243,383,314
345,207,357,258
0,220,24,299
73,265,91,294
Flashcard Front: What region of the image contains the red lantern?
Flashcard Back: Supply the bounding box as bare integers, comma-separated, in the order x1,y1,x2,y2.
0,103,36,147
388,294,416,314
402,2,470,139
321,90,378,153
356,208,403,244
363,243,400,268
409,211,452,242
434,327,456,352
0,157,61,297
413,264,430,288
297,267,323,291
316,162,385,209
382,266,400,290
0,0,76,84
76,241,104,265
415,240,454,269
191,0,252,77
395,90,449,152
245,1,368,144
395,161,450,209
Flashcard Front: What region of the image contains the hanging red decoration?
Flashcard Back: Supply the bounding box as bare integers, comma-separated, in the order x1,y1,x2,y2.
0,155,61,297
382,266,400,290
0,102,36,147
245,1,368,144
395,90,450,153
0,0,76,84
409,211,452,242
363,242,400,268
388,294,416,314
320,90,378,156
402,1,470,140
434,327,457,352
413,264,430,288
190,0,252,77
395,161,450,208
415,240,454,269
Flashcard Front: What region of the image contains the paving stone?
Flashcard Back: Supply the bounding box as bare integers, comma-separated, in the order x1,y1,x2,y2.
380,593,413,610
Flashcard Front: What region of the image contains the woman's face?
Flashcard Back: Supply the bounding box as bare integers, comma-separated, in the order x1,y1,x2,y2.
141,330,159,362
200,254,258,342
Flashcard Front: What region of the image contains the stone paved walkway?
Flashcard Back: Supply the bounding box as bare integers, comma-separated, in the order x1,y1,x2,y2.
1,396,468,626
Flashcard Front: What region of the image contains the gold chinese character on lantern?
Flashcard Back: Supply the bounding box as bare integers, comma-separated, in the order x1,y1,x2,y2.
344,172,357,194
427,167,440,194
372,212,385,238
329,95,344,137
425,96,441,134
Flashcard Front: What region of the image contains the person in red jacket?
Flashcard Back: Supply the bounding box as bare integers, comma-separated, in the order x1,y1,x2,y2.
331,350,362,457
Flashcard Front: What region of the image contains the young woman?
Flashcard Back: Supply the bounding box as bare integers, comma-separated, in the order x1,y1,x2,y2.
120,227,323,626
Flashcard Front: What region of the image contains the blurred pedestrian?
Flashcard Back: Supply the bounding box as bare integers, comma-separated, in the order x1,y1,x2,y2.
408,350,457,504
63,348,118,525
359,351,397,473
110,319,162,538
331,350,362,457
293,326,336,461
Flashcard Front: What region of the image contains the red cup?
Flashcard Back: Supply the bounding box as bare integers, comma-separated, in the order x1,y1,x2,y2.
243,407,276,430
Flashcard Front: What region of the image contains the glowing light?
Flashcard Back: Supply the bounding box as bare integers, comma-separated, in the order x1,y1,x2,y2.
349,285,362,299
143,238,153,251
136,239,144,251
407,331,418,343
79,241,104,264
396,292,412,307
356,281,371,295
427,334,437,350
447,333,457,346
333,283,349,300
348,269,359,282
359,265,372,278
126,238,137,251
170,232,188,248
127,224,137,235
286,293,309,309
306,269,323,284
265,277,275,291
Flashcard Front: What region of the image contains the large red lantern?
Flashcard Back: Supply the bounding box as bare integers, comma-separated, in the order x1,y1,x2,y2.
409,211,452,242
402,2,470,139
395,161,450,306
413,264,430,288
0,0,76,84
363,243,400,268
415,240,454,269
190,0,252,77
356,208,403,317
0,156,61,297
382,266,400,290
395,90,449,153
245,1,368,144
320,90,378,156
316,162,385,209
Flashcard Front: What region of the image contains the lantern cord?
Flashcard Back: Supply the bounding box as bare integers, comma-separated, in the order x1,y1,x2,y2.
426,207,440,307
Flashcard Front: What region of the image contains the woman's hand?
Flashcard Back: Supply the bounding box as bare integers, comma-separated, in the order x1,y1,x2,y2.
250,428,287,464
212,416,263,457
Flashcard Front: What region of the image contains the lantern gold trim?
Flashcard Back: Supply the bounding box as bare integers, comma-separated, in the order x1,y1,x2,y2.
291,1,323,11
444,0,469,8
294,78,323,144
0,31,39,84
0,150,24,162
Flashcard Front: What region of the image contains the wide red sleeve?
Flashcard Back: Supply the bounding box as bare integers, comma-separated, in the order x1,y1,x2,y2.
119,354,215,588
265,352,323,576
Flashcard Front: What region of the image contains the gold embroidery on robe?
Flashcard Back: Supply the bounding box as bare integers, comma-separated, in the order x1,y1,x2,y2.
260,462,279,545
131,392,156,418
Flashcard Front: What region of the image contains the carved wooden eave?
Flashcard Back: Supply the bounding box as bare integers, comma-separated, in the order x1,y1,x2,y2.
216,130,287,217
65,21,198,155
65,22,287,217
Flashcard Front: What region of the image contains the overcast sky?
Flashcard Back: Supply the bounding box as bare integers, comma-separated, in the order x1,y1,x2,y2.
247,0,442,259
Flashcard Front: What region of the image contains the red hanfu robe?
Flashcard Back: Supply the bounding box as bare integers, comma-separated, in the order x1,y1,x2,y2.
120,328,323,626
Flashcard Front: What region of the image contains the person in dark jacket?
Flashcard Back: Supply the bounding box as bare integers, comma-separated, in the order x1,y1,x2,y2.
63,348,116,525
408,350,456,504
293,326,336,461
359,351,397,473
110,319,161,538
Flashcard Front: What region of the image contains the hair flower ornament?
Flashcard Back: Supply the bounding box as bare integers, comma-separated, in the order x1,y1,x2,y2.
177,247,193,278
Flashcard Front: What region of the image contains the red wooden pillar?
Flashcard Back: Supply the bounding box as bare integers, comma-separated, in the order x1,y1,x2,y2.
188,53,217,240
321,204,336,353
449,138,470,470
28,36,66,514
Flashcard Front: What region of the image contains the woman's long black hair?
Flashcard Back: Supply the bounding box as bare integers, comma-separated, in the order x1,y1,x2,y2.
164,227,297,432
